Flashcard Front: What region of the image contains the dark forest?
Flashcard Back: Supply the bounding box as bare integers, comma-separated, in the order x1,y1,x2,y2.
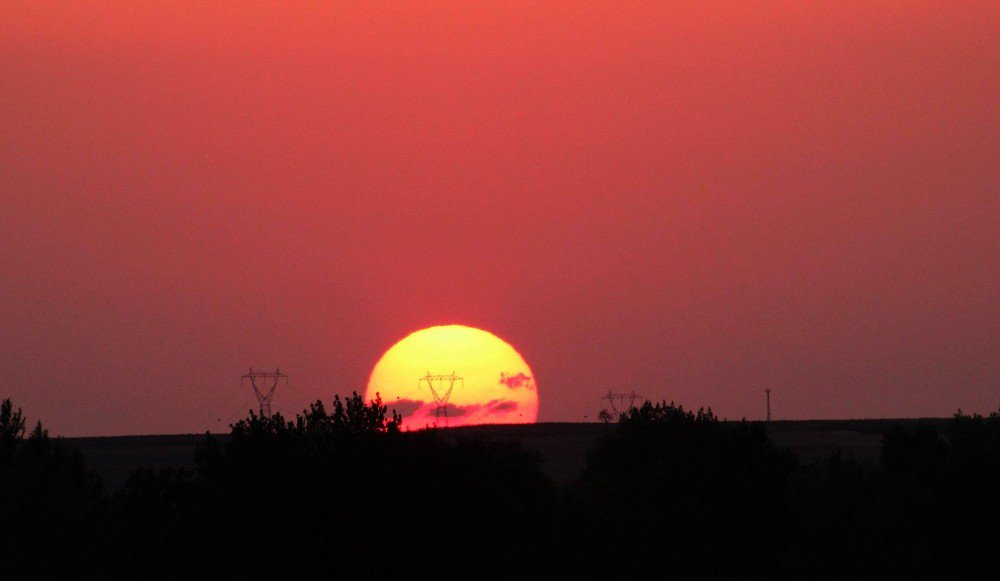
2,395,998,579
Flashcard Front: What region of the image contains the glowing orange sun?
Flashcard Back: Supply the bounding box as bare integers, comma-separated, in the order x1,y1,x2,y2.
365,325,539,427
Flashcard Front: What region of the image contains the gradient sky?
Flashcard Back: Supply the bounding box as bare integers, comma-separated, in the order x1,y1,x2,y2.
2,2,998,435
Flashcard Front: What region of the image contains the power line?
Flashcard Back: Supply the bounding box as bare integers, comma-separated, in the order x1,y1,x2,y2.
602,390,643,414
240,368,287,417
418,371,463,426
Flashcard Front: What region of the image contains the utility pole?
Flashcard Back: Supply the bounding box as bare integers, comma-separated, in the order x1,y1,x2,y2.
418,371,463,425
765,389,771,422
602,390,643,415
241,368,287,417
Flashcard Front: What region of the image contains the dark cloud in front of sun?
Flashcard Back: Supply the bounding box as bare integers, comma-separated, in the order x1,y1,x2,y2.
389,398,424,417
486,400,518,414
441,403,481,417
499,372,533,390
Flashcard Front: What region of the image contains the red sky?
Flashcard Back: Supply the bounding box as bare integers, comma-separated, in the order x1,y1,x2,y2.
2,2,998,435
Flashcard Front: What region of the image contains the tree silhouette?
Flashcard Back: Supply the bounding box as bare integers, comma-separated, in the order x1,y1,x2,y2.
0,398,26,468
573,400,797,577
790,410,1000,578
9,392,1000,577
111,391,556,577
0,398,103,579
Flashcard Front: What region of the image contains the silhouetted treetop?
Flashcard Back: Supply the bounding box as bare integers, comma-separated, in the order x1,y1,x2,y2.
576,399,796,577
0,398,102,579
7,392,1000,578
296,391,402,436
227,391,402,442
0,398,27,465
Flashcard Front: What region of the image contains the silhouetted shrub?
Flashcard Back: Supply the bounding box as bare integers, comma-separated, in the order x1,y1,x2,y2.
108,392,558,577
9,391,1000,578
789,411,1000,578
788,450,880,577
572,401,797,578
0,398,104,579
872,412,1000,577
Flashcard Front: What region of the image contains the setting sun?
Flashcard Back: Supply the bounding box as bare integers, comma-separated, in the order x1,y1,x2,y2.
365,325,539,427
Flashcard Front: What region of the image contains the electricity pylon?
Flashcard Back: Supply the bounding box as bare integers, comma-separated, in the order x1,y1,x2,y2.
418,371,463,424
602,390,643,414
241,368,287,417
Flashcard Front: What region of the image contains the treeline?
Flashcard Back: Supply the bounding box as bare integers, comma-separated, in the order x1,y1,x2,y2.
2,396,999,578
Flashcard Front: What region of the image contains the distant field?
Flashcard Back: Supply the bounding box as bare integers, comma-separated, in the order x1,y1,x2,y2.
64,418,951,490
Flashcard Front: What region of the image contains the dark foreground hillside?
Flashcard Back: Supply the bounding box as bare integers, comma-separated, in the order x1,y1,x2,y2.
3,395,997,579
66,417,949,489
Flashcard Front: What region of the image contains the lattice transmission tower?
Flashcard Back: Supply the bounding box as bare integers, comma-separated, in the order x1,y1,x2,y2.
241,367,287,417
418,371,463,425
602,389,643,415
